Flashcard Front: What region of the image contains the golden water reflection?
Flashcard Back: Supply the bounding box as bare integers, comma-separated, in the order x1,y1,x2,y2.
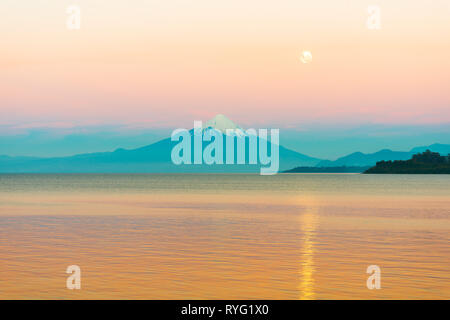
298,196,319,300
0,174,449,299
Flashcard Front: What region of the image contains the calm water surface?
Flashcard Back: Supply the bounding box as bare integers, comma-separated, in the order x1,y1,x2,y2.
0,174,449,299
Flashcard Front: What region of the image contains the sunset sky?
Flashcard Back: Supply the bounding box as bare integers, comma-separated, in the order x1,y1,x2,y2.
1,0,450,157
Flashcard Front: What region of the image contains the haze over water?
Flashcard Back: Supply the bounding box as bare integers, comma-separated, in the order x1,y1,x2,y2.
0,174,449,299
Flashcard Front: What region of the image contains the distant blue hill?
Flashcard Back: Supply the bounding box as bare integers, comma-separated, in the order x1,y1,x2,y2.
409,143,450,155
0,129,321,173
317,143,450,167
1,112,448,173
2,142,448,173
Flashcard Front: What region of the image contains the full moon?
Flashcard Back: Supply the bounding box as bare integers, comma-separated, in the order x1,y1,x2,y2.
300,51,312,64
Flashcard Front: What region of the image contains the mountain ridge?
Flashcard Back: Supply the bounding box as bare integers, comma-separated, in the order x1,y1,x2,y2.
0,116,321,173
2,141,448,173
317,144,450,167
0,115,448,172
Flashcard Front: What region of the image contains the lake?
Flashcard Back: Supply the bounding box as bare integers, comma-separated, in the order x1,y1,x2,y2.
0,174,449,299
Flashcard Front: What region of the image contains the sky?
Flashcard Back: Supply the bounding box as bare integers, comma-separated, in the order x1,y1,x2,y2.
1,0,450,157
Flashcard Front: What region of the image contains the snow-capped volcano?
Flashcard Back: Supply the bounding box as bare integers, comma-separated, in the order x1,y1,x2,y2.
202,114,242,134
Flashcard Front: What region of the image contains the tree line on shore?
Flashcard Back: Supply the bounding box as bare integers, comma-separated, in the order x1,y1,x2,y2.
364,150,450,174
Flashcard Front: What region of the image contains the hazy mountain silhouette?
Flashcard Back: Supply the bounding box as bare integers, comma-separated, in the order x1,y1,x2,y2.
0,115,321,173
317,144,450,167
1,115,448,173
409,143,450,155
